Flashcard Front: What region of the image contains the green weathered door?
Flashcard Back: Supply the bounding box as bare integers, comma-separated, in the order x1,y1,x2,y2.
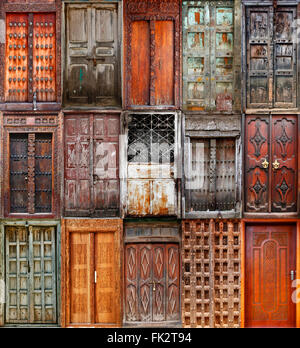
5,226,57,324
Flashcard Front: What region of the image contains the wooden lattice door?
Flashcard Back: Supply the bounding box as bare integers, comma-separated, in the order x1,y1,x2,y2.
245,224,296,328
5,226,57,324
125,243,180,324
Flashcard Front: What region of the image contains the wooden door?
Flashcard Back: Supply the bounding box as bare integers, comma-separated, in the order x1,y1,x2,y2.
65,4,120,106
245,115,297,213
9,132,53,215
246,224,296,328
125,243,180,323
5,13,56,102
68,230,119,325
124,0,180,108
246,6,297,108
5,226,57,324
64,114,120,217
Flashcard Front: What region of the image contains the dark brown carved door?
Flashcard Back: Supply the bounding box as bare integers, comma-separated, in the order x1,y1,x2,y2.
64,114,120,217
246,6,297,108
65,3,120,106
245,115,297,213
125,243,180,323
246,224,296,328
9,133,53,214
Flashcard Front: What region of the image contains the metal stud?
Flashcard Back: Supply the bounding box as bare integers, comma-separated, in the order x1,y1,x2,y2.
18,45,21,49
36,78,39,81
49,33,53,38
41,45,44,49
45,23,48,27
9,78,12,82
13,78,16,82
14,33,17,38
13,56,16,60
23,45,26,49
9,45,12,49
36,44,39,49
36,55,39,59
9,56,12,60
45,45,48,49
22,67,26,71
22,78,26,82
29,33,33,37
9,67,12,71
9,34,13,38
23,23,26,27
36,34,39,38
45,34,48,38
13,67,16,71
18,78,21,82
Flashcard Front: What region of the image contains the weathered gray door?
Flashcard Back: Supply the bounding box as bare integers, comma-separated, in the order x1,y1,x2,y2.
183,1,234,111
65,3,120,106
5,226,57,324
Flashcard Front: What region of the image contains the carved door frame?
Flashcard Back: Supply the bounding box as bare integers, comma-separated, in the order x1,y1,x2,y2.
1,111,63,219
0,219,61,327
123,221,182,327
240,219,300,328
61,218,123,328
0,0,62,110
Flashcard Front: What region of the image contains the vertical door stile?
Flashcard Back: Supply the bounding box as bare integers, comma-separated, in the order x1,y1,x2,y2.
90,232,95,325
90,114,94,215
51,227,57,324
28,226,34,324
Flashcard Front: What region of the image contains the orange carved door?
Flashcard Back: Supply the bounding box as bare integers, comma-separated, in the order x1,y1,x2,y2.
246,224,296,328
125,243,180,323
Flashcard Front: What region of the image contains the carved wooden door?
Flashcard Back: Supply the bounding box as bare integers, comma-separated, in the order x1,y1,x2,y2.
65,3,120,106
64,114,119,217
125,243,180,323
183,1,234,111
9,133,53,215
69,231,118,325
5,13,56,102
5,226,57,324
246,224,296,328
124,0,180,108
246,6,297,108
245,115,297,213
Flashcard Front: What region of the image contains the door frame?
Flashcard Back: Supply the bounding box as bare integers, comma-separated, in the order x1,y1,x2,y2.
0,219,61,327
241,219,300,328
61,218,123,328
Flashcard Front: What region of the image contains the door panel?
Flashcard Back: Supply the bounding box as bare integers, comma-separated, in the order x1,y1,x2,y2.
9,134,28,213
5,226,57,325
125,243,180,323
245,116,270,212
95,232,116,324
69,232,93,324
154,21,174,105
271,116,297,212
246,224,296,328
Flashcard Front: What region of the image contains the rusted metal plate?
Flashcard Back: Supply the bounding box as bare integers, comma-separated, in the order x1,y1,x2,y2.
126,113,177,217
183,1,234,111
65,3,120,106
124,0,180,109
64,113,120,217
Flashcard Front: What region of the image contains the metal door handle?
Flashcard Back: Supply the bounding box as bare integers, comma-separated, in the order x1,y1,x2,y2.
95,271,97,284
149,281,156,291
272,159,280,170
291,270,295,281
262,159,269,169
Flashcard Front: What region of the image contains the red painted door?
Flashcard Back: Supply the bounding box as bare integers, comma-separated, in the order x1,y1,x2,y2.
246,224,296,328
245,115,297,213
125,243,180,323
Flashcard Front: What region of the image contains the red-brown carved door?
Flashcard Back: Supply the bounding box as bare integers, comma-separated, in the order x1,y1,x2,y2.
125,243,180,323
245,115,297,213
246,224,296,328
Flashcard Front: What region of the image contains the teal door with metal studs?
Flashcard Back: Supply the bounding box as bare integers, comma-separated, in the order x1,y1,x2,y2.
5,226,57,325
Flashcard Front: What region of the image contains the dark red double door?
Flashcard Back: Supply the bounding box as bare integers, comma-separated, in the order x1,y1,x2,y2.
246,224,296,328
245,115,298,213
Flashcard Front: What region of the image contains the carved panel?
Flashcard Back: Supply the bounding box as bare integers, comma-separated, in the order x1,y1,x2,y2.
64,113,120,217
125,242,180,323
124,0,180,109
245,115,297,213
182,219,241,328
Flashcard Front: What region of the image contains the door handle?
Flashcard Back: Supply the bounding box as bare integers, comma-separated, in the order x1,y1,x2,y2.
272,159,280,170
262,159,269,169
149,281,156,291
95,271,97,284
291,270,295,281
